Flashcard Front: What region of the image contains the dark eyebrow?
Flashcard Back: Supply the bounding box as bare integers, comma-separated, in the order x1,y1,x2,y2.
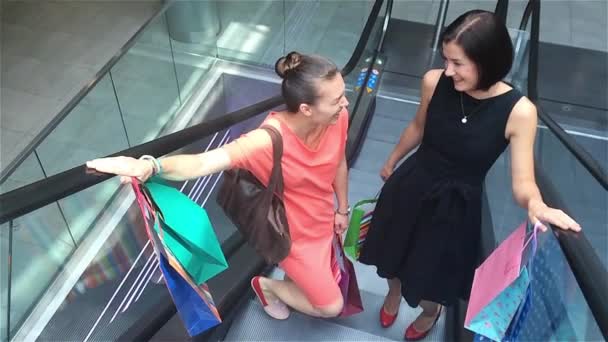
442,54,463,63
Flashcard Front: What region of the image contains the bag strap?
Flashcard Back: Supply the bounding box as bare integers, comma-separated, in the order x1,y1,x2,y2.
260,125,285,196
131,179,163,241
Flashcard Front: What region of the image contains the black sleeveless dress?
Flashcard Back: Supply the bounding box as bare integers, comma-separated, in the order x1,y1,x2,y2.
359,73,524,307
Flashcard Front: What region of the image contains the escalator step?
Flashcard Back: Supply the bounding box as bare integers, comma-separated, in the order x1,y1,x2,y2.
224,299,393,341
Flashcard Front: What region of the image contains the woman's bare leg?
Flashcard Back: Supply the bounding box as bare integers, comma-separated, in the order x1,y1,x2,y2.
383,278,402,314
412,300,441,330
258,276,343,318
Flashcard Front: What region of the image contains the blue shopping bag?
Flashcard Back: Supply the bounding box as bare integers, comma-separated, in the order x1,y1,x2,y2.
158,253,222,336
473,286,532,342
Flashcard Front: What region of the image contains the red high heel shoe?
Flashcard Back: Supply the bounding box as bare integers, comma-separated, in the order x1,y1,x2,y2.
379,305,399,328
404,307,442,341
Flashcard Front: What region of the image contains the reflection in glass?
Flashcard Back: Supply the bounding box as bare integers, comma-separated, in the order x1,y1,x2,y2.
35,74,129,178
111,14,181,146
8,204,76,338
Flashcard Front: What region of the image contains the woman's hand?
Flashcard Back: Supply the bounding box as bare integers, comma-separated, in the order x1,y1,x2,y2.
528,199,581,232
86,156,154,184
334,213,349,234
380,160,396,181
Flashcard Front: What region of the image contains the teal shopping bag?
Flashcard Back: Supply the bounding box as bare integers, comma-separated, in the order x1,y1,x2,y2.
143,177,228,285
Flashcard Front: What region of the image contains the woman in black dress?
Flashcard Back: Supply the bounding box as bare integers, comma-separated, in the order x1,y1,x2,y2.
358,10,580,341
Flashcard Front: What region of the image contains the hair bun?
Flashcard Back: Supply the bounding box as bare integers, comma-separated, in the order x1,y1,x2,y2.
275,51,302,78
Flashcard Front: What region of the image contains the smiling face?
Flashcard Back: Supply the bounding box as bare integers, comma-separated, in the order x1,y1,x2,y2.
301,73,349,125
442,41,480,92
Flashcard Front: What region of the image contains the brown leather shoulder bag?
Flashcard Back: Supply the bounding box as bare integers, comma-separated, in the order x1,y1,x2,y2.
217,125,291,264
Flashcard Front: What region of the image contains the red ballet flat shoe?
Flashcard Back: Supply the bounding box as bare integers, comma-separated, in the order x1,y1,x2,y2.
380,305,399,328
404,308,441,341
250,276,290,320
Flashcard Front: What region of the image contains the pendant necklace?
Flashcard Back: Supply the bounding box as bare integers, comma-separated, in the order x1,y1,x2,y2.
459,92,485,124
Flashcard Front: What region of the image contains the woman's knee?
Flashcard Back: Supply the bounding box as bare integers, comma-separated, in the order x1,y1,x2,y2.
314,297,344,318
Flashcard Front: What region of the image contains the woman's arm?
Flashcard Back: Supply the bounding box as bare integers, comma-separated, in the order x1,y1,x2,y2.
86,128,272,183
506,98,581,231
333,155,349,234
86,149,232,183
333,155,349,212
161,149,232,181
381,69,441,180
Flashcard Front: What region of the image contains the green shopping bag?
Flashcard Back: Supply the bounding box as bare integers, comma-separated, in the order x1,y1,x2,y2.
343,199,376,260
143,177,228,285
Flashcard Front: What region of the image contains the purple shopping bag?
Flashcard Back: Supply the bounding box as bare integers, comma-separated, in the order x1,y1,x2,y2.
333,235,364,317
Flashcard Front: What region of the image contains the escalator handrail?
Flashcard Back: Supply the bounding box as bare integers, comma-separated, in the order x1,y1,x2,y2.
537,107,608,190
341,0,386,75
525,0,608,338
526,0,608,191
377,0,393,53
0,96,281,224
519,0,533,30
0,0,387,225
0,0,174,186
535,164,608,339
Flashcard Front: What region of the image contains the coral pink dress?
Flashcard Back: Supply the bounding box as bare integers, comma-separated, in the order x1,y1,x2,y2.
226,109,348,306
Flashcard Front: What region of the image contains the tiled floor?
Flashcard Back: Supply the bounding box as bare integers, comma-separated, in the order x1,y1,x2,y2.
391,0,607,52
1,0,162,172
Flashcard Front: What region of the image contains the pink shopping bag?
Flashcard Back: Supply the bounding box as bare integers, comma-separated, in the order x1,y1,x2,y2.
465,223,527,325
465,221,540,341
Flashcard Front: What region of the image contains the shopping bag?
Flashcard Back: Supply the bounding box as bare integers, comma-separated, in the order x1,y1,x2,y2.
333,235,364,317
158,253,222,336
142,177,228,285
473,286,532,342
133,180,222,336
465,222,539,341
343,199,376,260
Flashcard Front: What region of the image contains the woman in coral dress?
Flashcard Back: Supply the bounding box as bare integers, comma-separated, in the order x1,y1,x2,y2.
87,52,351,320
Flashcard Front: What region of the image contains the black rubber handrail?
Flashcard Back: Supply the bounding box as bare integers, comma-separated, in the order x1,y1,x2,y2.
0,0,386,225
537,108,608,190
535,164,608,339
341,0,385,75
0,96,280,224
526,0,607,190
519,0,533,30
0,1,174,185
527,0,608,338
494,0,509,22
